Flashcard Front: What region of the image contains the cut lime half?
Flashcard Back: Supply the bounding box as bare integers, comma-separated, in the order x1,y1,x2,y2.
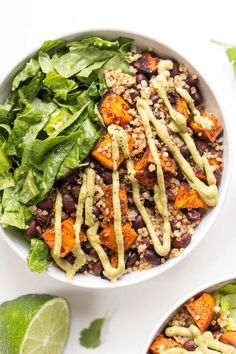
0,294,70,354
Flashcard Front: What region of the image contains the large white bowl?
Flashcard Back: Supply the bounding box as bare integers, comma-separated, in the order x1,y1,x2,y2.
0,30,231,289
143,274,236,353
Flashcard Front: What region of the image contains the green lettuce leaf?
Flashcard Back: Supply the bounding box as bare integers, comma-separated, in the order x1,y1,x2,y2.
27,238,49,273
6,104,47,155
68,37,119,51
18,70,44,103
57,118,100,179
40,39,66,53
44,108,71,136
215,282,236,330
0,187,32,229
0,172,15,191
18,171,39,204
12,59,40,91
38,51,52,74
43,71,78,100
54,47,115,78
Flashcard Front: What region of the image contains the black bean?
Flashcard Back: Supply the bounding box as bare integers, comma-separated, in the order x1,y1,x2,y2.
186,210,201,222
132,214,145,230
144,250,161,265
186,75,198,87
166,189,176,203
35,211,51,227
170,59,180,77
168,93,177,104
93,206,100,219
195,140,210,155
214,169,222,185
209,323,221,333
127,194,134,206
167,126,173,135
143,236,154,250
87,247,98,258
180,145,190,159
176,170,184,182
38,198,53,212
26,219,39,237
136,73,148,85
62,193,76,213
183,339,196,351
130,89,141,102
172,232,191,249
191,89,203,106
92,261,104,276
77,264,89,274
101,171,113,185
126,251,139,268
170,219,180,231
150,94,159,104
65,253,75,265
70,184,81,199
154,110,161,119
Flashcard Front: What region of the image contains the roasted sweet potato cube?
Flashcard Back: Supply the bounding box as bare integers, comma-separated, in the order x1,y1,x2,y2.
99,223,138,252
220,332,236,348
135,149,176,189
174,182,208,210
99,90,133,126
133,53,159,75
187,293,216,332
176,96,189,120
150,336,182,354
103,184,128,223
42,218,87,258
91,133,134,170
190,112,223,143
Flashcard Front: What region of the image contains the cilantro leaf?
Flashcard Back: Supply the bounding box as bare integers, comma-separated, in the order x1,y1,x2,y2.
79,317,106,349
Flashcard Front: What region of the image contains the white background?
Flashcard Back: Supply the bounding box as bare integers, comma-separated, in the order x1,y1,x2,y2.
0,1,236,353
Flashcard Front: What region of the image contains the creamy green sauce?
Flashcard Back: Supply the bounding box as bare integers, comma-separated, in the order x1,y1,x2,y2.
85,167,125,281
176,87,213,130
152,60,213,168
136,100,218,206
108,124,171,257
162,325,236,353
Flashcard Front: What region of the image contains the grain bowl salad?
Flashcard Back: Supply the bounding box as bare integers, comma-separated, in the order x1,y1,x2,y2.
0,36,223,282
149,282,236,353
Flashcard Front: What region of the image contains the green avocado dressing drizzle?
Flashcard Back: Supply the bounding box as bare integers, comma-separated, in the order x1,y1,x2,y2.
162,325,236,353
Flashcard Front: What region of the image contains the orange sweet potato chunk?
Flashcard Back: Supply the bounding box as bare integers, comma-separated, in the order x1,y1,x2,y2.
190,112,223,143
135,149,176,189
174,183,208,210
99,223,138,252
99,90,133,126
42,218,87,258
110,253,118,268
103,184,128,223
150,336,182,354
91,133,134,170
133,53,159,75
220,332,236,348
176,96,189,120
187,293,216,332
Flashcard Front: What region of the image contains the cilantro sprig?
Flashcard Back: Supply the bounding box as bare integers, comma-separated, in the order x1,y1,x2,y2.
79,317,106,349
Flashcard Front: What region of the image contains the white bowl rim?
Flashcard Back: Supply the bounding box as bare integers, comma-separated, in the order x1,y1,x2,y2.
142,273,236,353
0,28,232,289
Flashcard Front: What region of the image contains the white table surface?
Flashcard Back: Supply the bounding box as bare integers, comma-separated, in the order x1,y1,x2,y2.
1,1,236,353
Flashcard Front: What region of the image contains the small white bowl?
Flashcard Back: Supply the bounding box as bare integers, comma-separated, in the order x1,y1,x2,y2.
0,30,231,289
143,274,236,353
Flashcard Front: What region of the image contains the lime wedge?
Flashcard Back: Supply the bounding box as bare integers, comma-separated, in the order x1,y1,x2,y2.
0,294,70,354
